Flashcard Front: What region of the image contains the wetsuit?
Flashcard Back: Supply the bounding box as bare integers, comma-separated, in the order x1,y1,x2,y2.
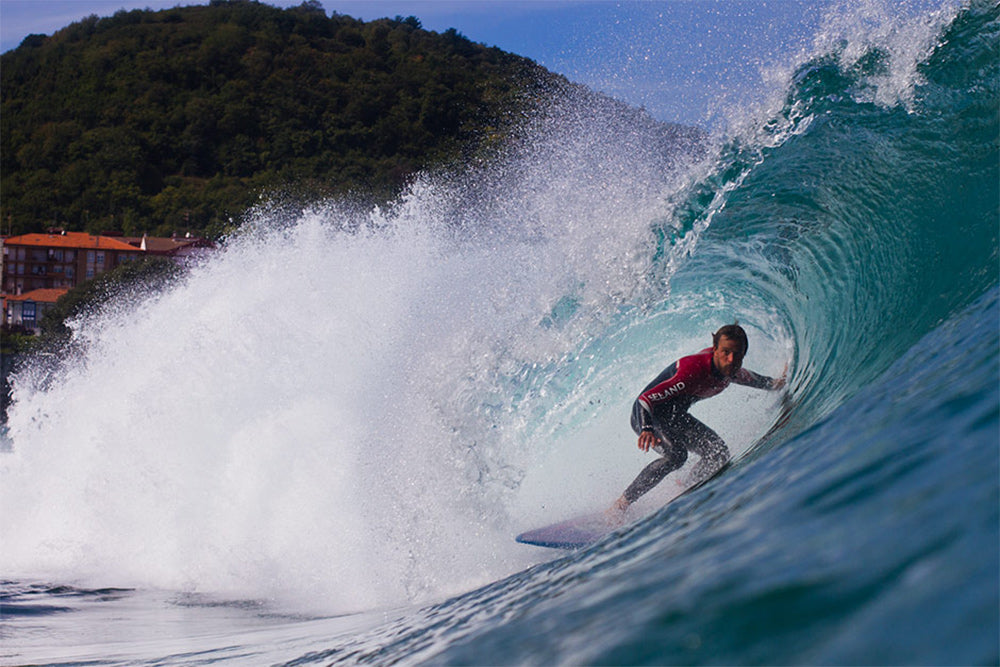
622,347,774,504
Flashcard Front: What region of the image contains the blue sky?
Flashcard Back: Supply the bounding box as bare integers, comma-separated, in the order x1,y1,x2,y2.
0,1,826,126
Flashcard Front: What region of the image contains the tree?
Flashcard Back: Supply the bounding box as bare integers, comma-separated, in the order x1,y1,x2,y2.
0,2,564,238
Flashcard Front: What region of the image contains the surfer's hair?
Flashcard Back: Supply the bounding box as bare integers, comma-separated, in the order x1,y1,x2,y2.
713,323,748,355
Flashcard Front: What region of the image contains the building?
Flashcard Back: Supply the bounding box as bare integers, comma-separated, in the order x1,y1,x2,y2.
1,231,214,296
2,231,142,295
2,288,70,334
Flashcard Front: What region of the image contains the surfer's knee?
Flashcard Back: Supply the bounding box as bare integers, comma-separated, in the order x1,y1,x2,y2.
622,450,685,504
646,453,683,480
703,436,729,466
662,440,688,467
688,430,727,462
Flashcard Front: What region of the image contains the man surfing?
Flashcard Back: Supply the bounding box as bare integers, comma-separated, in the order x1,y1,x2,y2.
610,323,786,513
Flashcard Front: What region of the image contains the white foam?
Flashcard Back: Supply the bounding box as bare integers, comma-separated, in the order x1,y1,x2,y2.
0,94,706,612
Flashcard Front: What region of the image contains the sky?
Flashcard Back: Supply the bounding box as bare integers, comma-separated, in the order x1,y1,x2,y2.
0,0,828,127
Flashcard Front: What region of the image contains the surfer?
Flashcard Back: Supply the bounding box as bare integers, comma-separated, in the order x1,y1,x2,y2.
610,323,786,513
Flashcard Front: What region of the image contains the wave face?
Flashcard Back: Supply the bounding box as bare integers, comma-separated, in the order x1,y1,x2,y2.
1,1,997,664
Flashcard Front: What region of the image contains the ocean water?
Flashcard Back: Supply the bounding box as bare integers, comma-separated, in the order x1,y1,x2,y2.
1,1,997,665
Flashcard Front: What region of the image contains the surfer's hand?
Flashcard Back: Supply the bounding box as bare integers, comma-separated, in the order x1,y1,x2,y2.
772,362,788,390
638,431,659,452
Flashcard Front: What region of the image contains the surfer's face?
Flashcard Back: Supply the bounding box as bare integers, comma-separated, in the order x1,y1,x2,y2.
713,336,746,377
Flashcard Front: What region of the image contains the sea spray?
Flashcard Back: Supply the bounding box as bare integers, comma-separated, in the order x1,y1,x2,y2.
0,88,712,612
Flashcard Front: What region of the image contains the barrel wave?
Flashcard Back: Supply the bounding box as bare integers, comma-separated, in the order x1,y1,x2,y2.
1,2,997,665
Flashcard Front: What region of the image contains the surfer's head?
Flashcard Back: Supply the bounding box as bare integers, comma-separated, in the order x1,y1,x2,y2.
712,323,748,377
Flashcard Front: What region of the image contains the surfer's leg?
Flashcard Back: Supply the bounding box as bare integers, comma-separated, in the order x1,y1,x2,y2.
677,414,729,486
621,439,687,504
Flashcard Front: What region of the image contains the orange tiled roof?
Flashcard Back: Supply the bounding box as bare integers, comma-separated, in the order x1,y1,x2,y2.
3,231,139,252
4,288,70,303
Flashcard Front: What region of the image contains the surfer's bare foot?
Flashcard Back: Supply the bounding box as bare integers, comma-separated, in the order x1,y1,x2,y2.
605,496,629,524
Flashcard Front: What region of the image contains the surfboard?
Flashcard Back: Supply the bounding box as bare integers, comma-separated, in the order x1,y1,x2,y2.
516,442,761,550
515,512,621,549
516,466,726,549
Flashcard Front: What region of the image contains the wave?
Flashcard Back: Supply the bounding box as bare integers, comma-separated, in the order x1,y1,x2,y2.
1,0,995,622
665,0,997,430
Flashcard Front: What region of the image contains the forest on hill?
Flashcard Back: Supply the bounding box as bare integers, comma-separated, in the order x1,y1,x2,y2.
1,0,573,239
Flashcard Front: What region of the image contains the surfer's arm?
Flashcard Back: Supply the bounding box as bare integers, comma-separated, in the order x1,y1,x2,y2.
634,358,695,451
735,364,787,390
635,395,668,452
633,401,660,451
637,360,687,412
636,362,687,451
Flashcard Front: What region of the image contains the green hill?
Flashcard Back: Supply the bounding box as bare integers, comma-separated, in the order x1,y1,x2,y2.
1,0,572,238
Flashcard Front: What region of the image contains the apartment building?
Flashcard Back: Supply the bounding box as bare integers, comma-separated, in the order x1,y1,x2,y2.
3,288,69,333
1,231,214,296
2,231,141,295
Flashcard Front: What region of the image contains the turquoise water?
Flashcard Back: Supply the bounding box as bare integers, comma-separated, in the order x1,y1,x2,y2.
2,2,997,664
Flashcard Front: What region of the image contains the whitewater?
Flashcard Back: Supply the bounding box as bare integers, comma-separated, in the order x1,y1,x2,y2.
2,1,997,664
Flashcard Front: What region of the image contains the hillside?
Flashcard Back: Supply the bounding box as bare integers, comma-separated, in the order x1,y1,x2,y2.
1,0,570,238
